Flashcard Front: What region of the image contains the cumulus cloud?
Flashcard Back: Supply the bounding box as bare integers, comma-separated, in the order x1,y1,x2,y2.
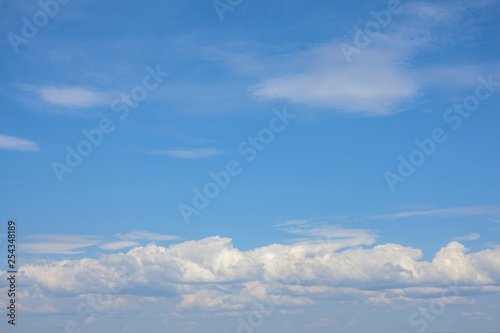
0,134,39,152
16,287,58,314
432,242,494,284
9,220,500,315
19,238,500,288
12,234,500,316
177,290,242,311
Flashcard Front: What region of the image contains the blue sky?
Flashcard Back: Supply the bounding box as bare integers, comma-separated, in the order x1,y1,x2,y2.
1,0,500,332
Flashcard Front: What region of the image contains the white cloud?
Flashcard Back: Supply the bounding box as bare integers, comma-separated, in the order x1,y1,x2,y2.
275,220,377,251
0,134,39,151
251,1,499,117
177,290,243,311
14,235,500,314
345,318,357,327
433,242,494,284
149,148,223,159
461,311,487,317
367,293,475,307
304,317,332,328
139,297,161,303
36,86,110,108
253,46,418,116
454,233,481,241
279,309,304,315
77,293,131,312
16,287,58,314
21,234,101,254
20,231,180,254
460,311,493,320
100,241,140,250
9,221,500,315
19,304,58,314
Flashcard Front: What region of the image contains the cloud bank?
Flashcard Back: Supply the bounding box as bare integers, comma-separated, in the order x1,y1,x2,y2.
11,235,500,315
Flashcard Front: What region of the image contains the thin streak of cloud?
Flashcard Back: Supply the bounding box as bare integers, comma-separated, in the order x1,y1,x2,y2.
100,241,140,250
454,233,481,241
115,230,182,241
369,206,500,221
21,234,102,254
0,134,39,152
304,318,332,328
275,220,377,251
149,148,223,159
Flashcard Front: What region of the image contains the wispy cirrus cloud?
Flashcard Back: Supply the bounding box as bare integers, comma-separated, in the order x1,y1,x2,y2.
0,134,39,152
99,241,140,250
252,1,499,116
460,310,493,321
21,230,181,254
21,234,102,254
149,148,223,159
369,206,500,221
253,46,418,116
275,219,377,251
454,233,481,241
276,219,376,240
115,230,182,241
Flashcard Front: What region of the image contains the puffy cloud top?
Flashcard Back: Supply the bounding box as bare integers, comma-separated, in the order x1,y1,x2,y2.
18,237,500,297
